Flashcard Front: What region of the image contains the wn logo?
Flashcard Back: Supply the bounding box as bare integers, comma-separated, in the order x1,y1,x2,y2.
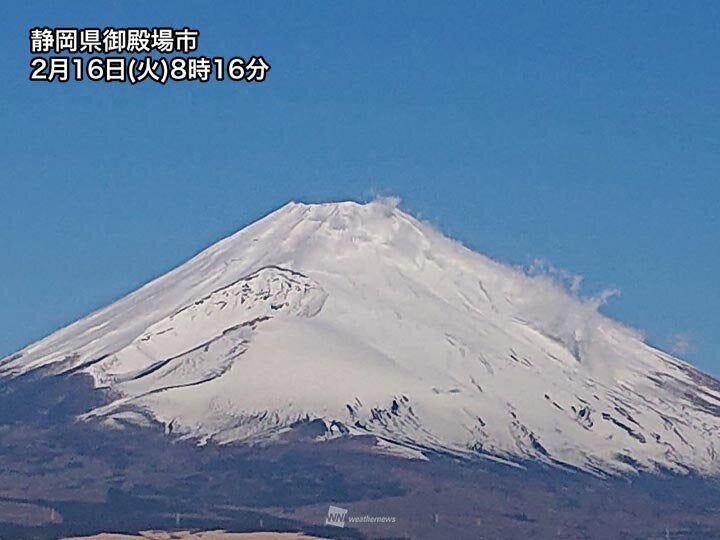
325,505,348,528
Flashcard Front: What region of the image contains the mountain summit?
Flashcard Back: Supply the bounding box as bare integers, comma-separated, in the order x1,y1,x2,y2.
3,199,719,475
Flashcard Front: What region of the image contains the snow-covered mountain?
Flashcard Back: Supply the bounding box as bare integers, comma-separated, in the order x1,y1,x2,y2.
3,199,720,476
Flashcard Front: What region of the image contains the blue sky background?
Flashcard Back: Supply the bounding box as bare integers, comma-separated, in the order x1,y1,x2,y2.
1,2,718,374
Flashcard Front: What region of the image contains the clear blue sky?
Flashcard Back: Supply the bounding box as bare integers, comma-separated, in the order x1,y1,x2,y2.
1,2,718,374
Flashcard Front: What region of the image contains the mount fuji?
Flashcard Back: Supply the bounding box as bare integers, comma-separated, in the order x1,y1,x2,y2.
3,199,720,477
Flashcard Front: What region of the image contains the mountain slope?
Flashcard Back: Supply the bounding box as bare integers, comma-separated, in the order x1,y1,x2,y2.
3,199,720,475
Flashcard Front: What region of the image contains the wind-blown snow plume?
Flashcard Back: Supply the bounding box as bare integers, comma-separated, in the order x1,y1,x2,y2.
2,200,719,476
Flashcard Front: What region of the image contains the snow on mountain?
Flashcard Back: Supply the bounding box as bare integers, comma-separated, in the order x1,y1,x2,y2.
3,199,720,476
